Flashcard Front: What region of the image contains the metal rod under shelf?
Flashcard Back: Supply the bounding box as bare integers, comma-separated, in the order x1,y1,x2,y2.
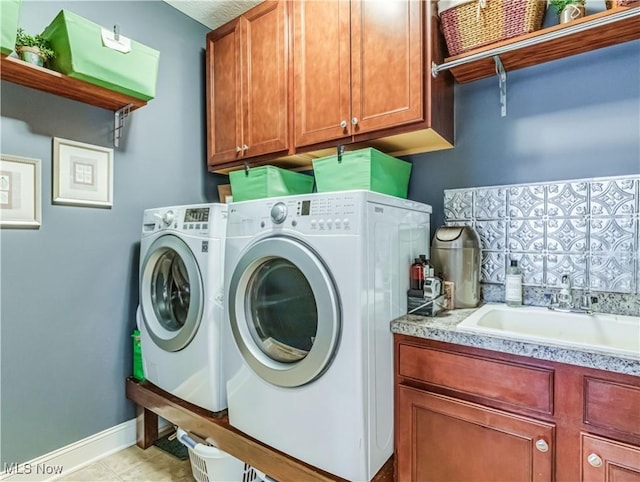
432,7,640,77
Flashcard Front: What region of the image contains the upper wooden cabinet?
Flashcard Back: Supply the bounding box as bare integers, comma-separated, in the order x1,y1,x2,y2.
206,1,290,168
292,0,453,154
206,0,453,173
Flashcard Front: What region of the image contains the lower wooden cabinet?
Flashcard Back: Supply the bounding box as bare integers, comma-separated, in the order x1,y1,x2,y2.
581,434,640,482
397,385,554,481
394,334,640,482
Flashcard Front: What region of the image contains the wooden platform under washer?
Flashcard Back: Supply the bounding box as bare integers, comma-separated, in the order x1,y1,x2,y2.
126,378,394,482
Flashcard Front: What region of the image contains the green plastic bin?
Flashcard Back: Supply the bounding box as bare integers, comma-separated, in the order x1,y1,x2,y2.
1,0,21,56
312,147,412,198
41,10,160,101
229,166,314,202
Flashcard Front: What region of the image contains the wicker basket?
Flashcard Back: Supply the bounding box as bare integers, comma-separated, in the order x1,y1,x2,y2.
439,0,547,57
605,0,635,8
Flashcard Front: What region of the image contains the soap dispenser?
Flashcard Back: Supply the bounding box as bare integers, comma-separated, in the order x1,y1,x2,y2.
505,259,523,307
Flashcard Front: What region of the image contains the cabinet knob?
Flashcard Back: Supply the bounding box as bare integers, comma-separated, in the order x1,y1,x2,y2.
535,439,549,453
236,146,242,153
340,120,348,129
351,117,359,125
242,144,248,151
587,453,603,468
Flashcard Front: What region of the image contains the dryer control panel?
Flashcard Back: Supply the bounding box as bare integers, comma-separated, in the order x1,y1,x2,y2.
228,193,364,237
288,196,359,233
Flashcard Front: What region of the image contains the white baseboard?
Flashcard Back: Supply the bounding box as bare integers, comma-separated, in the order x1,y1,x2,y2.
0,419,138,481
1,416,173,482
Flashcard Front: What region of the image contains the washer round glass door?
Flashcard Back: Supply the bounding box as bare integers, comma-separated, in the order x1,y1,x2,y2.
140,234,203,352
228,236,341,388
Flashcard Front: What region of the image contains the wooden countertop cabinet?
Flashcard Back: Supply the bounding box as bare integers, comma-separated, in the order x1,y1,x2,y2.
397,385,554,481
394,334,640,482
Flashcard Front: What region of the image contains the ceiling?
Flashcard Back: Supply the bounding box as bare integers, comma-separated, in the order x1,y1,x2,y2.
164,0,264,30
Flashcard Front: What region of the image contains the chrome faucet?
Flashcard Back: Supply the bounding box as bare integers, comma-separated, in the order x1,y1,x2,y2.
547,274,598,314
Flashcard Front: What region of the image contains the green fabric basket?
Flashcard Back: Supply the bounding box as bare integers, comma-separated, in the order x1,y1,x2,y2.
1,0,21,56
312,148,412,198
229,166,314,202
41,10,160,101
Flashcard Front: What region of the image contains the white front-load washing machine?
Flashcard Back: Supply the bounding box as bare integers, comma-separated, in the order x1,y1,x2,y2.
137,203,228,413
224,190,431,481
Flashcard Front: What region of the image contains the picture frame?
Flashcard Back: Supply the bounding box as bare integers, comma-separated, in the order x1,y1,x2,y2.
53,137,114,208
0,154,42,229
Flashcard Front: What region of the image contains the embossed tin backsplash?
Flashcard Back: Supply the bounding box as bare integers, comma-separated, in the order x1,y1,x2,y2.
443,175,639,296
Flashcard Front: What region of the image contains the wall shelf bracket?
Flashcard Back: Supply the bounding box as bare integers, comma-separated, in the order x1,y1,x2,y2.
494,55,507,117
114,104,132,147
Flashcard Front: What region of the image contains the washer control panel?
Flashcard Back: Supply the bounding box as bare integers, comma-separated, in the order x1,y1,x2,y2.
142,207,211,235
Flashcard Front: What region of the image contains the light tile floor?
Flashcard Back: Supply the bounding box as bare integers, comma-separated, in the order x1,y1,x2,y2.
57,444,194,482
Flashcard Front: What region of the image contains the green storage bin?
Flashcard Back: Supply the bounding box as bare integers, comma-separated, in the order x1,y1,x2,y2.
41,10,160,101
312,147,412,198
229,166,314,202
1,0,21,56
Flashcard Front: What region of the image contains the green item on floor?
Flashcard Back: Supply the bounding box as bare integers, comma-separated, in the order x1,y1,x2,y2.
40,9,160,100
154,431,188,460
132,329,145,381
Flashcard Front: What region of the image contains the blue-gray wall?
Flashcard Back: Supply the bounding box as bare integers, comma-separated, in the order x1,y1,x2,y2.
1,0,638,468
0,0,222,465
407,40,640,229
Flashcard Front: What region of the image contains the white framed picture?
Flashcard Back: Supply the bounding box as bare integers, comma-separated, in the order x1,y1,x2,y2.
53,137,114,208
0,154,42,229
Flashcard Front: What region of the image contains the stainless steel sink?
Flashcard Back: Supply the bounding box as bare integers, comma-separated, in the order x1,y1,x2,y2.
457,303,640,359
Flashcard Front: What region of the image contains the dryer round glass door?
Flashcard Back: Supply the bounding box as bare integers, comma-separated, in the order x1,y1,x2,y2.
228,236,341,388
140,234,203,352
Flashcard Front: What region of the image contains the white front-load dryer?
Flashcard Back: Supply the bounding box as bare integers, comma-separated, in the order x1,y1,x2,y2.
137,203,228,413
224,191,431,481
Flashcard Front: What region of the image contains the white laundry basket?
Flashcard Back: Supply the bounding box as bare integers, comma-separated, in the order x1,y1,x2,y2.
177,428,270,482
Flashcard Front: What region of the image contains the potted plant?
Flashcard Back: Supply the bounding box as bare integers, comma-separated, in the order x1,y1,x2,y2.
15,27,54,67
549,0,586,23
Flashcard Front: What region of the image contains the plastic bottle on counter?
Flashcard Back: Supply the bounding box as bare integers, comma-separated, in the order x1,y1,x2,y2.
505,259,523,307
410,258,425,290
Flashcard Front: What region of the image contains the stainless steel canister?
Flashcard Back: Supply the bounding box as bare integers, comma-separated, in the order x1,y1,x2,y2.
430,226,481,308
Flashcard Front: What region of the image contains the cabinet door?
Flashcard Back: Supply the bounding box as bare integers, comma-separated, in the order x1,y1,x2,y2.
582,434,640,482
241,1,289,159
293,0,351,148
350,0,423,136
396,386,554,482
207,20,242,165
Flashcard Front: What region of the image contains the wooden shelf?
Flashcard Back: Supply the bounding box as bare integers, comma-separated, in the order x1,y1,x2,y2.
442,4,640,83
0,54,146,111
